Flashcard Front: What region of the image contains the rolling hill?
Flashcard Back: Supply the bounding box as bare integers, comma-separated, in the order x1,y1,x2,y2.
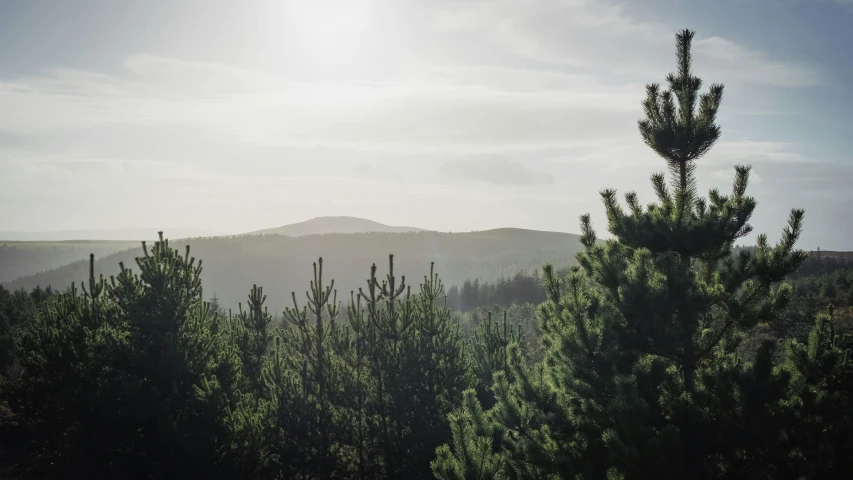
244,216,426,237
0,240,140,284
0,217,423,283
4,228,585,313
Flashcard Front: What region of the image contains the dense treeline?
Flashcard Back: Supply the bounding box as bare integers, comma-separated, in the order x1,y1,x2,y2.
0,286,58,376
445,270,554,312
791,249,853,279
446,254,853,314
1,29,852,479
0,245,475,479
775,263,853,340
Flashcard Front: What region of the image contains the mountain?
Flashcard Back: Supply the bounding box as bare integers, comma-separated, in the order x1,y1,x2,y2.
244,216,426,237
5,228,584,312
0,228,224,242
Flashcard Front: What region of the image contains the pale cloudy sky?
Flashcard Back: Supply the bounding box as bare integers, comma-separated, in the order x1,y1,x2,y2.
0,0,851,248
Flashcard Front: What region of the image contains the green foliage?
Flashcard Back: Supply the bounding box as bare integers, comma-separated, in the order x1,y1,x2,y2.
447,269,559,313
432,28,849,480
230,285,275,393
470,311,522,408
783,265,853,337
0,285,57,377
2,238,476,479
1,236,242,479
187,255,474,479
567,30,807,477
432,390,503,480
350,257,474,478
783,313,853,476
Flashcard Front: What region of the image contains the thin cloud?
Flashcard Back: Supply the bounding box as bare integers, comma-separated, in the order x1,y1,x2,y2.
712,167,763,185
0,57,645,156
429,0,822,87
441,157,555,186
709,141,813,164
693,37,822,87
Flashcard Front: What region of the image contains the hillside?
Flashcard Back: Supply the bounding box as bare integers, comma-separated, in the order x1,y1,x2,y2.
0,217,423,283
4,228,584,312
0,241,139,284
244,216,426,237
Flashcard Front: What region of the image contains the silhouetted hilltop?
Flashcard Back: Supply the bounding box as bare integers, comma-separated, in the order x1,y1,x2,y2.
243,216,426,237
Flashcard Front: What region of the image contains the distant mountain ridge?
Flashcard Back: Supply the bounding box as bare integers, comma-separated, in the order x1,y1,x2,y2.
5,219,849,312
0,217,423,282
5,228,587,312
0,228,223,242
2,217,581,289
0,217,422,242
243,216,426,237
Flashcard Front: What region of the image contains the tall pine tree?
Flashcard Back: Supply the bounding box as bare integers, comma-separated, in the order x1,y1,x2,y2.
433,28,809,479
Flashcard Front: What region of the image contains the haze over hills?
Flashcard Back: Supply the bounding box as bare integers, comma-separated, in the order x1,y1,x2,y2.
1,217,428,243
0,240,140,284
4,215,850,296
0,217,429,283
243,216,427,237
0,228,224,242
4,228,587,312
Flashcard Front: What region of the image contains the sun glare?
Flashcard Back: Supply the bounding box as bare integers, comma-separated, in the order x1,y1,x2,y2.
284,0,374,68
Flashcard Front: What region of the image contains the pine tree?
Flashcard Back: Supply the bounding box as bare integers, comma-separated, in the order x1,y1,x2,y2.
783,312,853,476
1,255,120,478
337,289,383,479
105,233,242,479
2,235,243,479
432,390,503,480
263,257,344,479
0,285,56,379
231,284,274,392
433,28,809,479
208,293,226,319
406,262,474,476
349,256,473,478
461,280,476,312
354,256,410,476
573,28,807,477
470,310,522,409
447,285,461,311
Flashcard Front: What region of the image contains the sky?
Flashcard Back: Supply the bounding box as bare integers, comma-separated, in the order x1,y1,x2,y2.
0,0,851,249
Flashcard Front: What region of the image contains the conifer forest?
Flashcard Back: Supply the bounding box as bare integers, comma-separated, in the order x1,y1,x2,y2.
2,29,853,480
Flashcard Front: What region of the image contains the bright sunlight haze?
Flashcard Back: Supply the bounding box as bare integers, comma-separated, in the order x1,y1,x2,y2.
0,0,851,249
